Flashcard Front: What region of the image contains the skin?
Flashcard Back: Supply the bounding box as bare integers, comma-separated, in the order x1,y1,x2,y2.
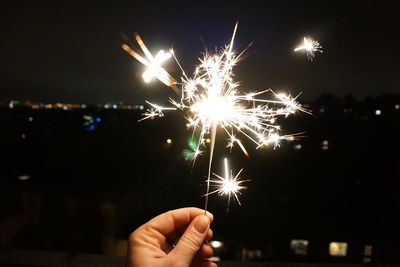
126,207,217,267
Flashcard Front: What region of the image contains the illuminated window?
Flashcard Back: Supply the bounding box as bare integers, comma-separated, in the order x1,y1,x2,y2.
290,239,308,255
241,248,263,261
363,244,373,263
321,140,329,150
364,245,373,256
329,242,348,256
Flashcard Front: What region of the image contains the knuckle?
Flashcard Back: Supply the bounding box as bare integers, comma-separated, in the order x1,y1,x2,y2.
128,230,140,243
180,234,201,251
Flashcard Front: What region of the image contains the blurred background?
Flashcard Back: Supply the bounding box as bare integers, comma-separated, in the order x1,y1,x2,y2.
1,0,399,266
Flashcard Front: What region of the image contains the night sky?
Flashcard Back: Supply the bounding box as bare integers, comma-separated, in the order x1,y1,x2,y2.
1,0,399,104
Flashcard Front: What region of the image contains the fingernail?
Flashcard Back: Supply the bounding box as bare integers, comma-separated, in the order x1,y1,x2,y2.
194,215,209,233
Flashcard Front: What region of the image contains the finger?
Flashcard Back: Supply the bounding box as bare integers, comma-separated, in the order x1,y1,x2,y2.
149,208,213,239
131,208,213,252
170,215,210,266
191,258,218,267
206,229,213,241
199,243,213,258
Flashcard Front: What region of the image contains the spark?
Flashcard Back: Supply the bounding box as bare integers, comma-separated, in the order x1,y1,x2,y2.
138,101,176,122
205,158,248,208
122,22,309,210
294,37,323,60
121,34,179,94
142,50,171,83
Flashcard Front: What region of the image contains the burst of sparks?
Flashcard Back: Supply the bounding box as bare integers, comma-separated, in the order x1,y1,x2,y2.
123,23,307,158
122,22,308,210
205,158,248,208
138,101,176,122
294,37,323,61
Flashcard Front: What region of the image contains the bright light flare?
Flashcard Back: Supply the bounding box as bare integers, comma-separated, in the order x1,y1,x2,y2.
209,240,224,248
121,34,179,94
142,50,172,83
205,158,249,208
294,37,322,60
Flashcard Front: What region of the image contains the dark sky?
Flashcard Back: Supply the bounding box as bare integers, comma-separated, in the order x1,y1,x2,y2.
1,0,399,104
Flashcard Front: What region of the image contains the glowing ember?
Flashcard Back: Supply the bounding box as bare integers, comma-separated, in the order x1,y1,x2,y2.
294,37,323,60
205,158,248,208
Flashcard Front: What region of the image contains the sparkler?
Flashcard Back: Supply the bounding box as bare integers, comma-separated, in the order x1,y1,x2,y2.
123,22,308,210
294,37,322,60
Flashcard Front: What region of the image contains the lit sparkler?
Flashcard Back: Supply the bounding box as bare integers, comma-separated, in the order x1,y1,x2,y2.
205,158,249,209
294,37,322,60
123,22,308,210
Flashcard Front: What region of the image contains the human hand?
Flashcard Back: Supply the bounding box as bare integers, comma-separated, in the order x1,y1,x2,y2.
126,207,217,267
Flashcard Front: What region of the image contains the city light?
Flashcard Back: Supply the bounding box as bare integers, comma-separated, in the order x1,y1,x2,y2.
375,109,382,116
364,245,373,256
166,138,172,144
329,242,348,256
210,240,224,248
290,239,308,255
17,175,31,181
321,140,329,150
294,144,302,150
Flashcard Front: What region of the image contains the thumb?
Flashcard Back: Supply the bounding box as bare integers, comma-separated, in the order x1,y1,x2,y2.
170,215,210,265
